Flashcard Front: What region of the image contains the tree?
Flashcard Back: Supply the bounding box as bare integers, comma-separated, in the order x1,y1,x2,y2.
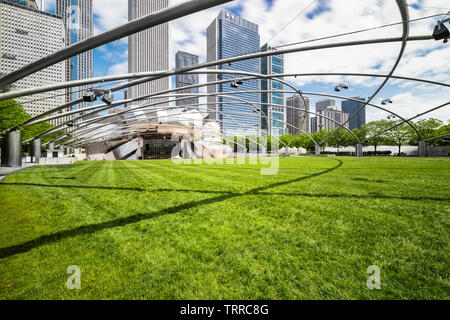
0,99,30,132
279,133,293,149
413,118,444,143
293,134,314,150
312,130,330,150
383,120,415,155
428,123,450,146
328,128,355,151
362,120,390,153
0,98,65,146
300,134,316,151
353,127,367,143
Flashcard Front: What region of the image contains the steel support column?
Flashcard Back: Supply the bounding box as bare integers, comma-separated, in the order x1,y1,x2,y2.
1,130,22,167
315,144,321,156
31,139,41,164
356,143,363,157
418,140,427,157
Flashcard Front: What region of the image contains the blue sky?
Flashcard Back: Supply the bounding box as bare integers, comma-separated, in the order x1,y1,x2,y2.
44,0,450,122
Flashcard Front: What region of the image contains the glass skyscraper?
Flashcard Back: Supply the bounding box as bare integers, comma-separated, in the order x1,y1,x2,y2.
261,44,285,136
56,0,93,108
175,51,199,107
207,10,261,136
342,97,366,130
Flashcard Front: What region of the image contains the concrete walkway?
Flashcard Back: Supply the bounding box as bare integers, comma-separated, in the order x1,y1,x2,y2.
0,163,35,182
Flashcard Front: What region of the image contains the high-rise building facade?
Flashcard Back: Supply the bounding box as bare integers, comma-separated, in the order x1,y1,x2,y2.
311,107,349,133
342,97,366,130
56,0,93,107
35,0,44,10
175,51,199,107
128,0,170,105
261,44,285,136
315,98,336,113
207,10,261,136
286,94,310,135
3,0,39,8
0,0,66,124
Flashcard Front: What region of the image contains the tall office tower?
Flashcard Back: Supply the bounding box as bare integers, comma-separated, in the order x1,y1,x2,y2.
207,10,261,136
311,107,349,132
286,94,310,135
3,0,39,9
36,0,44,10
342,97,366,130
56,0,93,108
129,0,170,105
310,117,317,133
175,51,199,107
261,44,285,136
315,98,336,113
0,0,66,125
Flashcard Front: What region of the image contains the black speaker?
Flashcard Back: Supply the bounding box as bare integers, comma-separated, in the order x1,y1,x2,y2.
432,23,449,41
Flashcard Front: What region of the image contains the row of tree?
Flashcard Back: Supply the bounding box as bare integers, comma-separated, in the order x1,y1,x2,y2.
278,118,450,154
1,92,449,156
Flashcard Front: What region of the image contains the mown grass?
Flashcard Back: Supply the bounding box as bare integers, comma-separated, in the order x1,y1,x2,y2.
0,157,449,300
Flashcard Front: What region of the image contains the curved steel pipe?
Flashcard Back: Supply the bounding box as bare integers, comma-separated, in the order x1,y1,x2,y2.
321,0,422,143
0,35,435,102
9,68,446,135
0,0,234,89
43,91,354,145
40,87,424,147
52,95,319,147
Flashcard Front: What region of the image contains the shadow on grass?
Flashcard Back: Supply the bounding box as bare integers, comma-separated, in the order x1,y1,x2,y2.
152,189,449,202
0,159,343,259
0,182,144,192
352,177,388,183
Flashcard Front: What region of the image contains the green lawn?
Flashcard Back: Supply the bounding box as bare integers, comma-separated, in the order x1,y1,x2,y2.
0,157,449,299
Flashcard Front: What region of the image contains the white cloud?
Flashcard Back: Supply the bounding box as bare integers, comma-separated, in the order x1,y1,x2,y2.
108,60,128,76
78,0,449,122
92,0,128,35
369,90,450,122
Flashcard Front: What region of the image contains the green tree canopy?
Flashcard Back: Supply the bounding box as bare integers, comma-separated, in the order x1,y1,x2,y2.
426,122,450,146
311,130,330,150
362,120,391,152
0,99,64,145
414,118,444,143
383,120,415,155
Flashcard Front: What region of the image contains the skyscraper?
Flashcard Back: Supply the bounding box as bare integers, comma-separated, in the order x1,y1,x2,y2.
311,107,349,133
175,51,199,107
342,97,366,130
261,44,285,136
56,0,93,107
315,98,336,113
207,10,261,136
36,0,44,10
3,0,39,9
128,0,170,105
286,94,310,135
0,0,66,124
